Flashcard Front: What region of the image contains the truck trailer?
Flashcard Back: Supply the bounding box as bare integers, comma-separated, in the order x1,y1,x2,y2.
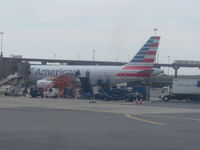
159,78,200,102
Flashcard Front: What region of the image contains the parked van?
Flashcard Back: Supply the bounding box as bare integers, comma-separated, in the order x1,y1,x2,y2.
44,88,59,98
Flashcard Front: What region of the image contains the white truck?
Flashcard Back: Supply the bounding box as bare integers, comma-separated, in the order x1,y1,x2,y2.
43,88,59,98
160,78,200,102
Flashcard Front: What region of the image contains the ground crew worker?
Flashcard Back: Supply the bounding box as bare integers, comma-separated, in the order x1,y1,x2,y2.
135,92,142,104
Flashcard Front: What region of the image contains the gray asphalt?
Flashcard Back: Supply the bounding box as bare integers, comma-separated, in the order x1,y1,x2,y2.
0,96,200,150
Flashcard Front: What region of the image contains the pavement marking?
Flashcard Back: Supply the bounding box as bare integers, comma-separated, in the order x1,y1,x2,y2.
141,114,200,123
125,114,168,126
182,117,200,122
141,114,177,119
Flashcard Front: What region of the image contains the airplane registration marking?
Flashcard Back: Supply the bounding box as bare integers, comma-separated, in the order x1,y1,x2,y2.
125,114,168,126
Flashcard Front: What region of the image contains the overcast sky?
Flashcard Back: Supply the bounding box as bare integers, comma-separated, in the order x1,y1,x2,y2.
1,0,200,74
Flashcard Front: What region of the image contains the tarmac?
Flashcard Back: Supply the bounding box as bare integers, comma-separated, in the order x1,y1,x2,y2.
0,95,200,150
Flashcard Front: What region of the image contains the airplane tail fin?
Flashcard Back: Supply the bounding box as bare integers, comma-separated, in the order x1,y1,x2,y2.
123,36,160,70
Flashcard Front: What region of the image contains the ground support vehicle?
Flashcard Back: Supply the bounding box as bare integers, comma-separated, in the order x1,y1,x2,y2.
29,87,44,98
132,86,150,101
95,88,136,101
160,78,200,102
43,88,59,98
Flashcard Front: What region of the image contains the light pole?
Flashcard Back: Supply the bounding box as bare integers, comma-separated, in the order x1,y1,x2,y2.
168,56,170,75
154,28,158,36
153,28,159,63
128,54,130,61
92,49,95,61
117,52,119,62
77,51,79,60
0,32,3,57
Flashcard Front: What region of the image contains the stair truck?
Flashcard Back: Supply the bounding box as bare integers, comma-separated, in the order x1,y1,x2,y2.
159,78,200,102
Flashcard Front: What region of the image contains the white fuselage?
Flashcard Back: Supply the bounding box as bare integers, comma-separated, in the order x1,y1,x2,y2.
29,65,149,85
28,36,163,86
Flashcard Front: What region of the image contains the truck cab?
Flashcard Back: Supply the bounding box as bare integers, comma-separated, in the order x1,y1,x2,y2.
159,87,171,101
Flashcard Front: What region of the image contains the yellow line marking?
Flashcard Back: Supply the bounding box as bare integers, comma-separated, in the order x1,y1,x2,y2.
125,114,168,126
141,114,200,122
182,117,200,122
141,114,177,119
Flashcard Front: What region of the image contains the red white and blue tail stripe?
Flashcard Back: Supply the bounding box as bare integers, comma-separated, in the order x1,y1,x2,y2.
117,36,161,77
129,36,160,65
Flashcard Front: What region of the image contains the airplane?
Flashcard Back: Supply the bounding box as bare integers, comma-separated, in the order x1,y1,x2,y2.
29,36,163,86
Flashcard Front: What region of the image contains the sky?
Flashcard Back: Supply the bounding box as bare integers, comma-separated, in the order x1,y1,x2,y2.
0,0,200,75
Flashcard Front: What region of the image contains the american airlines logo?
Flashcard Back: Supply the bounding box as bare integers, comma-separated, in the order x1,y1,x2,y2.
34,68,80,76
